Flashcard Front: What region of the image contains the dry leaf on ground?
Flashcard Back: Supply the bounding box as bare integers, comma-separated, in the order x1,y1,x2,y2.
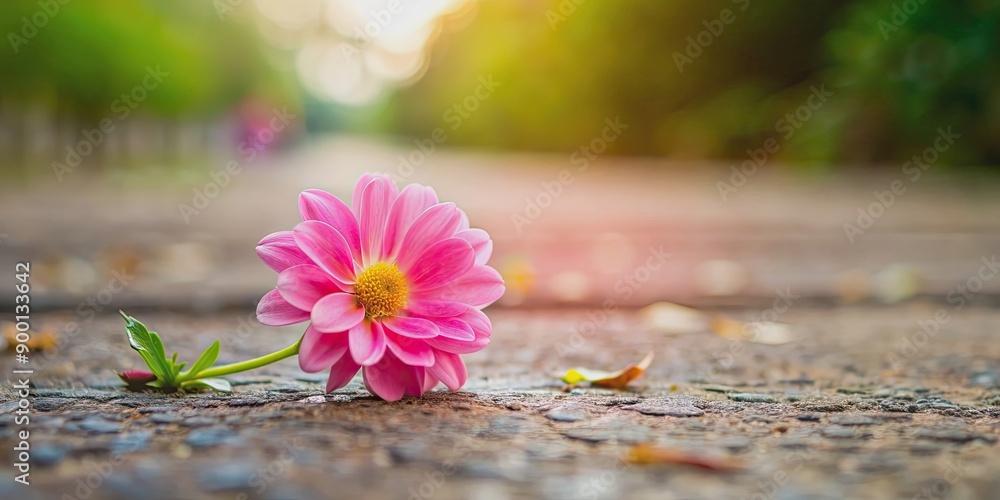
710,317,796,345
628,444,743,471
561,352,654,389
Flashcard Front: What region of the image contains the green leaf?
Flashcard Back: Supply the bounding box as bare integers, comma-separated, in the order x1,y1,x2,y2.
120,311,172,382
181,378,232,393
187,340,220,378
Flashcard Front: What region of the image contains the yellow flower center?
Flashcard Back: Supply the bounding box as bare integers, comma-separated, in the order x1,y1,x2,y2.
354,262,408,320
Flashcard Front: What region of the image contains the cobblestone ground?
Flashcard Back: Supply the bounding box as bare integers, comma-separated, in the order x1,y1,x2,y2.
1,139,1000,498
1,303,998,499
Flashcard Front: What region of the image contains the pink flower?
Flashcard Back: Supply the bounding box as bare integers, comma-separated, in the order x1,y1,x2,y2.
255,173,504,401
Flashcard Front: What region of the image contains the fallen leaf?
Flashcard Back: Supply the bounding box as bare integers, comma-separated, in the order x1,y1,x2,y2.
639,302,709,335
3,322,59,352
561,352,654,389
872,263,921,304
627,444,743,471
710,317,795,345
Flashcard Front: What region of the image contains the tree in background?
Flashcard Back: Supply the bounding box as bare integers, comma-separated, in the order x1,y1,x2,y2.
384,0,1000,167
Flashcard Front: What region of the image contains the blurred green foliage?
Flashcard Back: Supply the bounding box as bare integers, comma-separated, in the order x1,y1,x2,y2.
0,0,296,121
386,0,1000,166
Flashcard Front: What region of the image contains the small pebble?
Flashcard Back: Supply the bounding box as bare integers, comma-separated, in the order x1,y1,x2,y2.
728,393,777,403
544,406,588,422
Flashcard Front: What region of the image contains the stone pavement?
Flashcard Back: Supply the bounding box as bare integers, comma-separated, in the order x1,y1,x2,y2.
0,305,998,499
1,137,999,498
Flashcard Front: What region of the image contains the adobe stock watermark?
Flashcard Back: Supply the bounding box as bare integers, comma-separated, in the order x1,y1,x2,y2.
673,0,750,73
740,446,818,500
236,438,303,500
407,436,475,499
546,0,586,30
390,75,501,182
52,65,170,181
30,268,137,374
717,85,832,201
912,456,967,500
887,254,999,370
8,0,70,53
555,245,671,358
694,287,799,383
579,451,630,499
339,1,403,61
177,106,296,224
59,438,144,500
843,126,959,243
878,0,928,41
511,116,627,234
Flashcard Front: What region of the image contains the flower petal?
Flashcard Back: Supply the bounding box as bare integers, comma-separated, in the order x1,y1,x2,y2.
326,354,361,393
384,329,435,367
382,316,440,339
293,220,358,284
459,307,493,338
299,325,349,373
299,189,362,262
422,370,439,392
415,265,505,308
311,293,365,333
352,173,394,217
349,320,387,366
256,231,311,273
425,310,491,354
454,229,493,266
358,175,398,267
382,184,438,262
362,351,422,401
256,289,310,326
277,264,346,310
395,203,462,272
406,300,468,318
407,238,476,291
457,208,470,231
425,332,490,354
427,350,467,391
433,317,475,341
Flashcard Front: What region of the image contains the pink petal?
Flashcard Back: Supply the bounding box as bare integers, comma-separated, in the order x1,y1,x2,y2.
349,320,387,366
293,220,358,284
457,208,470,231
311,293,365,332
406,238,475,291
352,173,394,217
459,307,493,338
384,329,435,367
433,317,475,341
454,229,493,266
277,264,346,310
382,184,438,262
326,355,361,393
256,289,310,326
427,350,468,391
394,203,462,272
299,325,349,373
406,300,467,318
425,309,491,354
357,175,398,266
425,332,490,354
382,316,439,339
362,351,422,401
298,189,362,262
422,370,439,392
415,265,504,308
256,231,311,273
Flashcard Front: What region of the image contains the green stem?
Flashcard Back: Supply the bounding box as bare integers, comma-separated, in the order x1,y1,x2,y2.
182,339,301,381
